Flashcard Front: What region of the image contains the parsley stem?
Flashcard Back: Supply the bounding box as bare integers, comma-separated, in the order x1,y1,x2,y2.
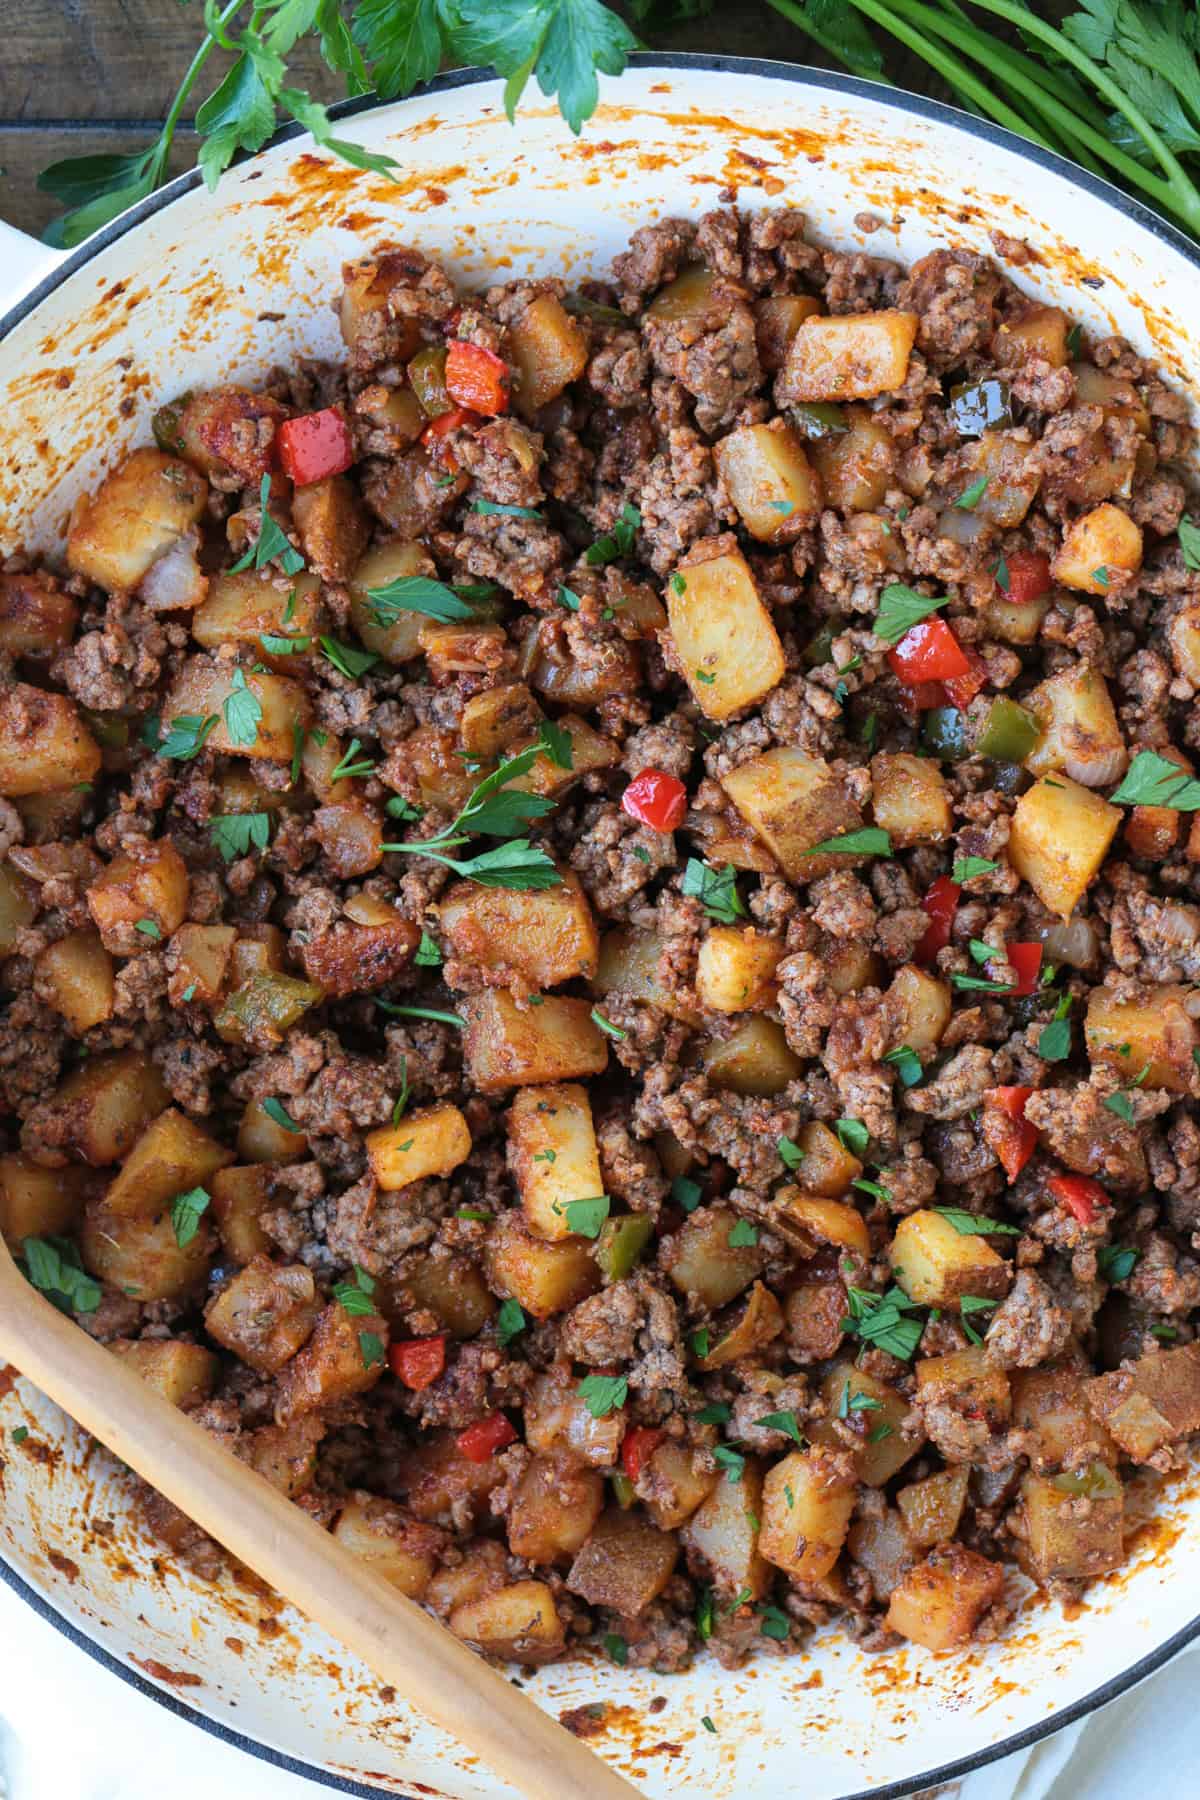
161,0,244,155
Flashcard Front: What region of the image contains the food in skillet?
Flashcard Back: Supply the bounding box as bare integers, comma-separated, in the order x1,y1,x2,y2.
3,208,1200,1672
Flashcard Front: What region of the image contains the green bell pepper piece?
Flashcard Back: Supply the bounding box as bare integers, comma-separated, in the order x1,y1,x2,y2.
595,1213,655,1283
791,401,849,439
611,1472,637,1509
948,378,1012,437
922,706,967,761
976,696,1039,763
408,346,450,418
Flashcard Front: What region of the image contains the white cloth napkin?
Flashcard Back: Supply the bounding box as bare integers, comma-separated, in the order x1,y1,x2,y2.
0,1574,1193,1800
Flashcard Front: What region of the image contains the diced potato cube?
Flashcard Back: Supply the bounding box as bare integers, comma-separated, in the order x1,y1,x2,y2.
484,1211,600,1319
680,1455,769,1599
663,1205,763,1308
886,965,952,1052
292,475,370,585
105,1107,233,1220
871,752,952,847
87,839,189,952
1009,774,1120,919
774,1192,870,1259
460,683,543,759
347,539,432,663
697,1280,784,1371
403,1254,496,1339
916,1344,1012,1431
760,1448,856,1581
0,572,78,657
449,1579,564,1663
1085,1343,1200,1460
310,801,383,880
1168,601,1200,685
809,1362,922,1486
1011,1363,1116,1472
419,620,509,684
34,929,115,1033
702,1015,802,1096
300,903,418,999
810,409,895,511
954,431,1040,527
1052,503,1143,593
667,550,785,719
993,305,1069,369
27,1050,169,1167
439,873,598,989
885,1545,1004,1650
192,570,321,663
787,1120,863,1198
1024,662,1126,788
67,448,208,591
778,310,919,403
366,1104,472,1191
242,1415,325,1498
1020,1468,1123,1581
210,1165,273,1263
755,294,822,370
507,715,619,798
332,1494,441,1598
109,1339,217,1409
721,746,864,881
461,990,607,1091
1085,983,1197,1093
592,930,698,1024
275,1298,389,1420
162,655,311,761
897,1466,970,1548
695,925,784,1013
167,923,236,1010
0,862,35,956
510,294,589,418
641,1439,720,1531
0,684,101,796
525,1366,623,1466
82,1198,213,1301
714,421,822,542
0,1153,88,1247
508,1084,603,1243
890,1209,1011,1309
170,387,287,483
982,587,1050,645
237,1096,308,1165
847,1508,915,1605
204,1257,320,1373
400,1433,509,1528
507,1455,605,1564
567,1508,678,1617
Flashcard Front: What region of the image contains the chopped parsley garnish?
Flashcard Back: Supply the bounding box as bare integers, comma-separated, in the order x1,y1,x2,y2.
557,585,581,611
672,1175,702,1213
170,1186,210,1249
869,1423,894,1443
134,918,162,940
671,572,687,595
414,930,442,968
385,794,423,822
359,1331,385,1369
712,1445,745,1482
22,1236,102,1315
933,1207,1021,1236
1036,992,1073,1063
329,738,377,782
367,576,483,626
695,1588,715,1639
1097,1244,1140,1283
537,720,574,770
701,1716,718,1735
262,1097,301,1134
603,1632,628,1665
376,1001,465,1027
392,1058,410,1125
228,475,305,575
873,583,949,645
777,1135,805,1171
562,1195,611,1238
379,742,561,892
955,475,990,510
9,1427,28,1446
951,970,1014,993
695,1401,732,1425
805,826,893,858
181,983,197,1002
842,1285,924,1361
691,1327,711,1359
496,1298,527,1347
838,1382,882,1418
590,1007,626,1040
693,668,717,685
211,811,271,863
755,1409,804,1446
259,630,310,655
952,855,999,882
320,636,379,681
883,1044,923,1088
334,1265,378,1317
221,667,262,749
1111,751,1200,811
758,1602,791,1640
1105,1091,1135,1123
852,1176,892,1204
835,1118,869,1156
472,500,543,519
578,1373,628,1418
159,712,218,761
960,1293,999,1345
681,858,745,924
585,502,641,565
727,1219,759,1248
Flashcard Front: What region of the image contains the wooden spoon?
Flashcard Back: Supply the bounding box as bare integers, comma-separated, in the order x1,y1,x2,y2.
0,1236,641,1800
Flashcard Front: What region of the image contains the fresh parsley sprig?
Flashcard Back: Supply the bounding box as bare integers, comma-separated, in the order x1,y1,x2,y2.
380,735,563,891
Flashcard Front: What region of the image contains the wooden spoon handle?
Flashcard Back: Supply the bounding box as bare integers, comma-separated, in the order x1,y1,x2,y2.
0,1243,640,1800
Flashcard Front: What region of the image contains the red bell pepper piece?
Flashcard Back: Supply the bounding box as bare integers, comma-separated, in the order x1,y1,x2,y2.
941,643,989,711
276,406,354,486
888,618,971,686
1047,1173,1109,1227
622,769,688,832
388,1334,446,1391
621,1426,664,1481
456,1411,518,1463
897,679,949,715
915,875,961,965
1006,941,1043,997
445,341,510,416
1004,550,1052,607
986,1085,1038,1182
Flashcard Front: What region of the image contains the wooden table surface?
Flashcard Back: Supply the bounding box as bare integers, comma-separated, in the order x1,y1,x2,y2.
0,3,850,241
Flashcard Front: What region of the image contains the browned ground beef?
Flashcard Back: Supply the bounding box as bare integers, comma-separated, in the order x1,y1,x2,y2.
4,206,1200,1672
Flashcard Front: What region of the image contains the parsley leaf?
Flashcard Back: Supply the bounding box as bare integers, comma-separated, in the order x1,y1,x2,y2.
1105,1090,1135,1123
758,1602,791,1641
321,636,379,681
804,827,892,858
159,713,218,762
496,1298,527,1347
414,929,442,968
713,1444,746,1482
755,1409,805,1446
681,858,745,924
330,738,377,782
960,1292,999,1345
933,1207,1021,1236
672,1175,702,1213
538,719,574,771
228,475,304,575
359,1330,386,1369
451,0,637,135
590,1007,626,1040
170,1186,210,1249
1111,750,1200,811
134,918,161,940
211,811,271,863
222,668,262,749
777,1135,805,1171
951,971,1014,993
883,1044,923,1088
472,499,543,519
1179,517,1200,571
562,1195,610,1238
695,1401,732,1425
577,1372,628,1417
955,475,990,510
366,574,482,626
842,1285,924,1361
835,1118,870,1156
1097,1244,1140,1283
873,583,949,645
727,1219,759,1248
585,502,641,565
603,1630,629,1665
952,855,999,882
1036,993,1073,1063
22,1236,102,1315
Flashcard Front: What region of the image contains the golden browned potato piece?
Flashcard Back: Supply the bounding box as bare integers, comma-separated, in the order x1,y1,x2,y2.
104,1107,233,1221
25,1049,169,1168
1052,503,1143,594
871,753,952,848
1009,774,1120,919
87,839,190,954
714,421,822,542
897,1466,970,1549
663,1205,764,1309
1084,1342,1200,1461
885,1544,1004,1650
439,873,599,989
162,655,311,761
524,1365,624,1466
1019,1467,1123,1581
506,1455,605,1564
67,448,208,592
299,903,419,999
366,1104,472,1190
695,926,784,1013
701,1016,802,1096
566,1507,678,1617
461,990,608,1091
292,475,371,584
484,1211,600,1320
0,571,78,657
34,929,115,1034
204,1257,320,1374
210,1165,273,1264
508,1084,604,1242
82,1198,214,1302
889,1209,1012,1309
509,294,589,418
0,1153,89,1247
171,386,287,482
332,1494,443,1598
667,549,785,720
192,569,321,660
276,1299,390,1422
109,1339,218,1410
721,746,864,881
0,863,35,956
1085,983,1197,1093
680,1455,769,1599
760,1447,857,1581
809,1362,924,1486
778,310,919,403
449,1579,565,1664
0,684,101,797
1023,662,1126,788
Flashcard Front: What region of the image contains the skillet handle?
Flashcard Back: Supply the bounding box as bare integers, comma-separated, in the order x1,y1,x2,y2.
0,221,67,309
